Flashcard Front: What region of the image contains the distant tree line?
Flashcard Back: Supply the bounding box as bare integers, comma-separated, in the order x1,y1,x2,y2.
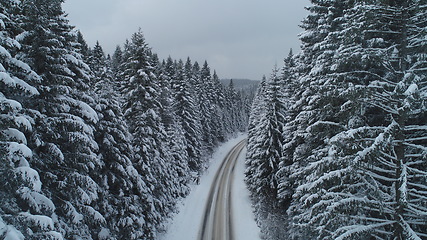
0,0,252,239
246,0,427,239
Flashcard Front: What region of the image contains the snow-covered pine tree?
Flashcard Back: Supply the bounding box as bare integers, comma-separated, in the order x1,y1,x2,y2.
256,2,364,239
197,61,214,152
119,30,160,239
17,0,104,238
111,45,123,75
276,49,300,212
291,0,351,171
148,52,185,224
278,1,375,238
1,1,62,238
273,9,354,236
247,75,268,132
246,76,269,193
235,89,252,133
184,57,198,88
87,41,105,77
76,30,90,61
222,79,238,134
159,59,191,197
165,120,191,197
171,59,203,175
120,29,178,239
329,1,427,238
222,79,251,134
285,1,427,239
245,67,288,239
85,40,149,239
197,61,221,155
157,57,176,130
211,71,227,141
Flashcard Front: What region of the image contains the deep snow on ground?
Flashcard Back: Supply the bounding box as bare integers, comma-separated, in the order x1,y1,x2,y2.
159,134,261,240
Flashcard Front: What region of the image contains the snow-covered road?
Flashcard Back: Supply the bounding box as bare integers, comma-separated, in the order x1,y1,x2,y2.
198,139,246,239
159,134,261,240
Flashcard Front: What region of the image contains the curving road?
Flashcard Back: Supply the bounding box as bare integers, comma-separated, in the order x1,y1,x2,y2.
198,139,247,240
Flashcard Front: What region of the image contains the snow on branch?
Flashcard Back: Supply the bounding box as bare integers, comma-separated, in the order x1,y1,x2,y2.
17,187,56,214
397,161,409,206
19,212,54,231
15,166,42,192
0,216,24,240
334,222,394,240
399,215,423,240
0,71,39,95
352,121,398,165
306,121,346,133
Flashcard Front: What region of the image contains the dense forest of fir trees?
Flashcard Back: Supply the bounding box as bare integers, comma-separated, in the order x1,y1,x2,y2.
246,0,427,239
0,0,252,239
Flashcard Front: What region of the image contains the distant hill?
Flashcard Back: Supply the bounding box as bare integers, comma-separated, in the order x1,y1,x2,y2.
220,79,260,91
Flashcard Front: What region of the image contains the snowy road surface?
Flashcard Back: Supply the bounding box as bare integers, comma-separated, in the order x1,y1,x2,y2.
198,139,246,240
160,134,261,240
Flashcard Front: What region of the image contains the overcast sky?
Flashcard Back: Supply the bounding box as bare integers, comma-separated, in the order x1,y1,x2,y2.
63,0,310,80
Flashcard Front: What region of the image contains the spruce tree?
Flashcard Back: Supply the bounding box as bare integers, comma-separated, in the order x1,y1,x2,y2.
1,1,61,238
247,1,427,239
85,40,150,239
282,1,427,239
171,59,203,174
18,0,103,237
276,49,300,219
245,68,288,239
157,57,175,129
198,61,218,154
211,70,227,141
111,45,123,75
120,29,177,239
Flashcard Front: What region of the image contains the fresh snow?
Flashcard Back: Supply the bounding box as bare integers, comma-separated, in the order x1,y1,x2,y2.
0,45,11,58
45,231,64,240
18,187,56,213
64,54,79,66
13,116,32,131
0,18,4,30
0,216,25,240
8,142,33,159
0,71,39,95
1,97,22,111
15,166,42,192
159,134,261,240
2,128,27,144
405,83,418,96
98,228,111,240
20,212,54,231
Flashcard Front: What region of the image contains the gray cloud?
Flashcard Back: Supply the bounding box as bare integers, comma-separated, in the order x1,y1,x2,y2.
63,0,309,79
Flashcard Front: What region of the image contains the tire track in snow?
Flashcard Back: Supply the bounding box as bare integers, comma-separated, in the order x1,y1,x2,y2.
198,139,246,240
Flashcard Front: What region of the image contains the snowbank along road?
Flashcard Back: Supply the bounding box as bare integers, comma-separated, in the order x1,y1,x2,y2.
198,139,247,240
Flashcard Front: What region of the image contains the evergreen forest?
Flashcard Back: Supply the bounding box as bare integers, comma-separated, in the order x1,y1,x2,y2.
246,0,427,239
2,0,427,240
0,0,251,239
